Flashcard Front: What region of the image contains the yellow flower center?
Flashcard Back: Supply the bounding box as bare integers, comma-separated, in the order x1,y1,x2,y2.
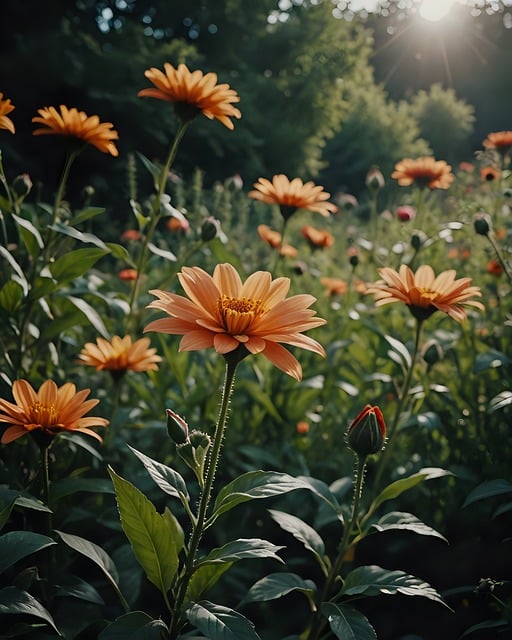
29,401,58,427
217,295,266,335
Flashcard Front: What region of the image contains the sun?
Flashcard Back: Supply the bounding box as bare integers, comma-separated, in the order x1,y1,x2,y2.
419,0,458,22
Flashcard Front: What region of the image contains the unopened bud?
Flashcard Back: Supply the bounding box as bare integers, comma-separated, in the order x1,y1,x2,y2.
395,205,416,222
12,173,32,198
366,166,385,191
166,409,189,445
346,405,386,457
473,212,492,237
201,216,221,242
411,230,427,251
421,339,444,366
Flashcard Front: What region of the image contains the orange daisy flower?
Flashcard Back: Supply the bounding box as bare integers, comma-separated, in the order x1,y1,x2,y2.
145,263,326,380
0,93,15,133
118,268,138,281
302,225,334,249
391,157,454,190
366,264,484,322
257,224,297,256
77,336,162,374
137,63,241,130
480,166,500,182
0,379,108,444
249,174,337,220
32,105,119,156
483,130,512,156
320,277,348,296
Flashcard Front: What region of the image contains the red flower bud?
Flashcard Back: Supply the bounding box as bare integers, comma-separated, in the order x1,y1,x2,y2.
346,405,386,457
166,409,189,445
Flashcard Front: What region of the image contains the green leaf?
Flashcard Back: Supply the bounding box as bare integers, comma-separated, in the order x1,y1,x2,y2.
108,467,179,595
297,475,344,521
489,390,512,413
474,349,511,373
0,531,56,574
49,477,115,503
67,295,110,338
268,510,328,572
185,564,233,604
147,242,176,262
28,276,57,301
241,573,317,606
69,206,106,225
136,151,161,183
384,334,412,369
0,586,60,634
459,618,509,639
462,479,512,508
197,539,284,567
186,600,262,640
50,247,110,282
48,222,109,249
98,611,167,640
341,565,450,608
0,488,51,530
106,242,131,262
0,279,24,313
366,467,453,520
54,575,105,605
12,213,44,257
127,445,189,502
0,245,28,293
235,379,283,423
321,602,377,640
371,511,448,542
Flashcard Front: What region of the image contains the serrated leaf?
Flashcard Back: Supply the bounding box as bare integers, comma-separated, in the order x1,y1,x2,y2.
186,600,262,640
0,586,60,634
108,467,179,595
98,611,167,639
341,565,450,608
241,573,317,606
371,511,448,542
185,564,232,604
462,479,512,508
0,531,56,574
67,295,110,338
268,510,327,572
197,539,284,567
322,602,377,640
127,445,189,502
50,247,109,282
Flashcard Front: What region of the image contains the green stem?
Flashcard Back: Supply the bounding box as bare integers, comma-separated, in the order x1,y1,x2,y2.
487,232,512,285
168,359,238,638
0,149,13,244
271,217,288,273
127,122,190,333
373,318,424,489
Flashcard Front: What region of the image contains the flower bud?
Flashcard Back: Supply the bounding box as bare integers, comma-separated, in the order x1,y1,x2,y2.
395,205,416,222
411,229,427,251
200,216,221,242
473,212,492,237
346,405,386,457
166,409,189,445
366,166,385,191
12,173,32,198
421,339,444,366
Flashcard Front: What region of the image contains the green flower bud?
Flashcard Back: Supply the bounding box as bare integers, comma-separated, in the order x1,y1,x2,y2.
166,409,189,445
473,212,492,237
421,339,444,367
12,173,32,198
346,405,386,457
200,216,221,242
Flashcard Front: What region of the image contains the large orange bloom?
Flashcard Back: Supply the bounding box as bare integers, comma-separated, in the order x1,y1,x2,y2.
77,336,162,374
483,131,512,155
391,157,454,190
32,106,119,156
366,264,484,322
138,63,241,130
0,380,109,444
0,93,15,133
249,174,337,220
145,263,326,380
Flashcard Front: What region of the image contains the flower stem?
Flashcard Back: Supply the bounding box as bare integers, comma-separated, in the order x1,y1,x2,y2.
0,149,13,245
487,232,512,285
373,318,424,489
168,359,238,638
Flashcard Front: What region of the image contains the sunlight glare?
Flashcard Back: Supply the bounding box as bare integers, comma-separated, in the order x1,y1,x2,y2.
419,0,458,22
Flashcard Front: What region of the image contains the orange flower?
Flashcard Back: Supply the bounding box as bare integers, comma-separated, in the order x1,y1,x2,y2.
0,93,15,133
480,166,500,182
296,421,310,435
121,229,142,242
366,264,484,322
0,379,108,444
483,130,512,155
487,259,503,276
167,217,190,232
145,263,326,380
118,268,138,281
32,106,119,156
257,224,297,256
391,157,454,190
320,277,348,296
77,336,162,374
302,225,334,248
138,63,241,130
458,162,474,173
249,174,337,220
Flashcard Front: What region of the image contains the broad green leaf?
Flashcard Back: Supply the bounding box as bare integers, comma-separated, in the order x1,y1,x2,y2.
366,468,453,520
49,477,115,503
0,495,17,530
341,565,450,608
67,295,110,338
185,564,233,604
186,600,262,640
0,279,24,313
50,247,110,282
462,479,512,508
48,222,108,249
459,618,509,639
489,390,512,413
12,213,44,257
69,206,106,225
322,602,377,640
55,530,127,610
0,586,60,634
127,445,189,502
371,511,448,542
474,349,511,373
268,510,328,572
384,334,412,369
54,575,104,605
106,242,131,262
0,245,28,292
0,531,56,574
108,467,179,596
196,538,284,567
28,276,57,301
98,611,167,640
297,476,344,520
147,242,176,262
241,573,317,606
0,488,51,530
